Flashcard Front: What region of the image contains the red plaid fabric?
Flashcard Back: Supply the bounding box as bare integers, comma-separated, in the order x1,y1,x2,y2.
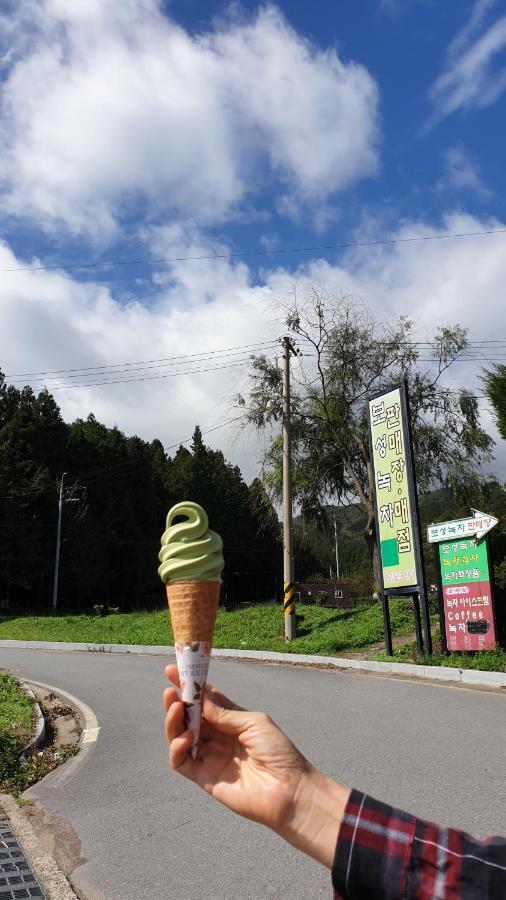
332,789,506,899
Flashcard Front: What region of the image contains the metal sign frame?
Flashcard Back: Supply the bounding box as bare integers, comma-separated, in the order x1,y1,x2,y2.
367,380,432,656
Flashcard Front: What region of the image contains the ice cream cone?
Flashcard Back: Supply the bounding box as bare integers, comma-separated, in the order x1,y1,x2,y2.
158,501,224,759
166,580,220,758
166,580,220,643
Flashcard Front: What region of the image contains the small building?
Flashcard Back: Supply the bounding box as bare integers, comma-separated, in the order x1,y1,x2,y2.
296,583,351,608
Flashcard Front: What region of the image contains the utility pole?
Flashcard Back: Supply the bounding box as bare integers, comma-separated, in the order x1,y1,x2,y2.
282,335,296,640
52,472,66,611
334,519,340,580
52,473,79,611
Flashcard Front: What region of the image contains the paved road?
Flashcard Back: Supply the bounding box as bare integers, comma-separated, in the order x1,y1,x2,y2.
2,648,505,900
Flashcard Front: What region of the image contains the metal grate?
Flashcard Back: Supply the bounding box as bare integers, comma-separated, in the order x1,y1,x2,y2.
0,821,45,899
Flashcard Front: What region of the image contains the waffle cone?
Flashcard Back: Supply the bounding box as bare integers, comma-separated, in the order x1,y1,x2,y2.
166,580,220,643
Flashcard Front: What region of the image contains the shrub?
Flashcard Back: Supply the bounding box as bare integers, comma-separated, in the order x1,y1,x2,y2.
495,558,506,590
0,729,21,781
346,570,375,604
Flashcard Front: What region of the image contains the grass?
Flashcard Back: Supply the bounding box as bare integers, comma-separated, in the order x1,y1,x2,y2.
0,600,416,656
0,674,34,739
0,674,82,795
0,673,35,784
1,603,503,670
375,639,506,672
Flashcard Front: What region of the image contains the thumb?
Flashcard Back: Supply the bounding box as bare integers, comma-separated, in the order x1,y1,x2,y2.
202,686,252,735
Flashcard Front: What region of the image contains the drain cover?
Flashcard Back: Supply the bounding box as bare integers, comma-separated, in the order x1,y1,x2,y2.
0,821,45,899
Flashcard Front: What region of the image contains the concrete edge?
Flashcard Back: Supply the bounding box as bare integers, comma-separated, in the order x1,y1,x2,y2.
3,639,506,689
18,683,46,758
24,680,100,748
0,792,77,899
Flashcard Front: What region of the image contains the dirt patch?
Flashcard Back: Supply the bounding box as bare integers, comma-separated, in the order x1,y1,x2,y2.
32,688,82,752
342,632,416,659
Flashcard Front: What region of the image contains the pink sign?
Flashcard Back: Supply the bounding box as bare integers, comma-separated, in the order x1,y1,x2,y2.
443,581,497,651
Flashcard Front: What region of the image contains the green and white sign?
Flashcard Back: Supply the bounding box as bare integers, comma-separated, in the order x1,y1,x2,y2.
368,385,420,590
438,537,489,585
428,511,499,544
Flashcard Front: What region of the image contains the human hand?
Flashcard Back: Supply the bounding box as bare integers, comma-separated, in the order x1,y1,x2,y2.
163,665,349,867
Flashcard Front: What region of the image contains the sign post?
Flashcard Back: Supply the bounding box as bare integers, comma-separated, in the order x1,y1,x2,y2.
368,382,431,655
428,511,499,652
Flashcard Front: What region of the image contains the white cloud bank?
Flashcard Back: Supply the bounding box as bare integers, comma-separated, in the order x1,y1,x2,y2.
1,213,506,480
0,1,379,239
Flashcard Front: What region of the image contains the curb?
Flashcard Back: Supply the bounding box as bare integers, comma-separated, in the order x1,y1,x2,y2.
19,682,46,759
3,638,506,689
25,680,100,749
0,792,77,899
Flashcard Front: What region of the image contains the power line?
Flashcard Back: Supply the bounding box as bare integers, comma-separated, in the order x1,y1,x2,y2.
6,340,278,380
7,337,506,385
7,353,271,386
38,356,275,391
2,227,506,274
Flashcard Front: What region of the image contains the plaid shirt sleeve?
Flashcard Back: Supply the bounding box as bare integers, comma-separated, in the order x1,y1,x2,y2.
332,789,506,899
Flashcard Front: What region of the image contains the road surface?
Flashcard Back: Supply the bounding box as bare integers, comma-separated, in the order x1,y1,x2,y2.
2,647,505,899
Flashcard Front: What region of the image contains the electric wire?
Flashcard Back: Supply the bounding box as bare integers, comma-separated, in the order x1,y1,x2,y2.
42,357,275,390
6,340,278,380
2,227,506,273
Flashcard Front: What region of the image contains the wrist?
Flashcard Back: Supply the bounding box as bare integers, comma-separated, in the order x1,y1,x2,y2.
278,767,351,869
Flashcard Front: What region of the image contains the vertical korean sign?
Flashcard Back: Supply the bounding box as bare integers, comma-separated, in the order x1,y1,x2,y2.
368,385,422,591
438,538,496,651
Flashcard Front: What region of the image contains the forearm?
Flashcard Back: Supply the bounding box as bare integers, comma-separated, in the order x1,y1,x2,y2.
277,767,351,869
333,789,506,899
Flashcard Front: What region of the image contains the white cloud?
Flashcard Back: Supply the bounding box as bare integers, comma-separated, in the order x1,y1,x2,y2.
429,10,506,121
0,232,277,480
0,2,379,239
300,214,506,475
447,0,497,58
1,214,506,480
438,145,490,197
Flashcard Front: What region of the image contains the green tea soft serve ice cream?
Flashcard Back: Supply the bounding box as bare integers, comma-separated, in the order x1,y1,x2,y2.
158,501,224,757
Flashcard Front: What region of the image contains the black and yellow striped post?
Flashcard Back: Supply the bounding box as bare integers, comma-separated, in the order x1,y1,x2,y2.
284,581,295,618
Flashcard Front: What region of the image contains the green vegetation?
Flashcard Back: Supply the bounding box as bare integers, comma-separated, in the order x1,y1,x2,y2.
0,673,82,794
0,370,282,612
375,640,506,672
0,674,34,741
0,599,416,655
0,674,34,782
484,364,506,441
3,601,503,671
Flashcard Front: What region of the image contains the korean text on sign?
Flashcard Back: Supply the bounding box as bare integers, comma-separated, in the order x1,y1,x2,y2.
369,387,419,590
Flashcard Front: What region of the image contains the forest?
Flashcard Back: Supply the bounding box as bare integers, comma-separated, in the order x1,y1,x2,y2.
0,372,282,611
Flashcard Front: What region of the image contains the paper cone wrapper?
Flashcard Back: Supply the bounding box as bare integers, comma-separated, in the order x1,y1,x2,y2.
166,580,220,758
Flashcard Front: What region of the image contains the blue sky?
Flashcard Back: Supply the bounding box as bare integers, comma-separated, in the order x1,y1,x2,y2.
0,0,505,479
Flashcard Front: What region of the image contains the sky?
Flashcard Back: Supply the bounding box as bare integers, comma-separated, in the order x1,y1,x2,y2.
0,0,505,483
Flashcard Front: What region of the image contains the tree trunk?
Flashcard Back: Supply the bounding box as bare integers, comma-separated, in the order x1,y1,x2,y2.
364,519,381,595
